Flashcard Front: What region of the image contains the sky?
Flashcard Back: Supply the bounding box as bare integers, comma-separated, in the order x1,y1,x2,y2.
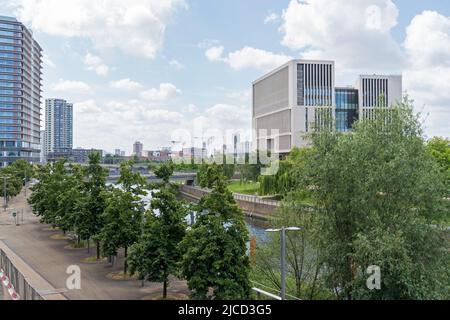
1,0,449,154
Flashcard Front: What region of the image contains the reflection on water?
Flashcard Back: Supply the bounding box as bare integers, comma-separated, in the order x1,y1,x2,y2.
246,217,269,243
108,183,271,244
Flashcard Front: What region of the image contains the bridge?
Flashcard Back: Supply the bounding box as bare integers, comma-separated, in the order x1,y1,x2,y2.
106,172,197,184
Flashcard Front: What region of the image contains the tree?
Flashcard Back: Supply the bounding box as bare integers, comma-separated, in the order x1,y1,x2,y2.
128,188,187,299
238,152,262,183
179,172,251,300
78,152,108,259
427,137,450,190
29,161,67,227
259,147,311,197
100,161,146,272
55,164,85,234
254,191,329,300
153,161,175,185
301,102,449,299
196,164,224,189
100,187,142,272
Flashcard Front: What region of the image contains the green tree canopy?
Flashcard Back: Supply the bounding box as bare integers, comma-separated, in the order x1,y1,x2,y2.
128,187,187,299
301,102,449,299
179,172,251,300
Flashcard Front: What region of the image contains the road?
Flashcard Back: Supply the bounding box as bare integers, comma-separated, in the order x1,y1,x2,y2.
0,188,189,300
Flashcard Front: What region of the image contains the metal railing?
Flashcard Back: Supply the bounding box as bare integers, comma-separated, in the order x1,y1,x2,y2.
0,249,43,300
232,193,280,207
181,185,280,207
251,281,302,301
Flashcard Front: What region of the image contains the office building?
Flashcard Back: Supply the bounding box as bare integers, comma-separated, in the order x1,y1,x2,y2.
253,60,335,154
133,141,143,157
44,99,73,159
358,75,402,120
252,59,402,154
335,87,359,132
0,16,42,167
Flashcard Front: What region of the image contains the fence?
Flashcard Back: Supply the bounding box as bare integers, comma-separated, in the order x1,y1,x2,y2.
0,241,66,300
0,249,42,300
232,193,280,207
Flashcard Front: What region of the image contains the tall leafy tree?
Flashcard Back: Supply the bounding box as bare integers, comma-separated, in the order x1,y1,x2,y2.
78,152,108,259
100,161,146,272
179,172,251,300
301,102,449,299
56,164,85,235
29,161,66,226
128,187,187,299
427,137,450,192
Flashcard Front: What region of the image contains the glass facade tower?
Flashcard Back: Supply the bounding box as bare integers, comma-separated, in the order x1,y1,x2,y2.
0,16,42,167
335,88,359,132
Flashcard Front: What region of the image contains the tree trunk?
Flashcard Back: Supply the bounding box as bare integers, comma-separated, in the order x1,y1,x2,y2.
124,246,128,275
96,241,101,260
77,235,81,245
87,239,90,254
163,278,168,300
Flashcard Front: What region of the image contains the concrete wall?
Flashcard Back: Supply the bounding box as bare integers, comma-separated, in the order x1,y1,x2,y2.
178,185,279,220
0,241,66,300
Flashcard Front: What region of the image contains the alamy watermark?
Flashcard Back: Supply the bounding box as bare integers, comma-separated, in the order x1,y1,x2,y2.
170,128,280,175
366,265,381,290
66,265,81,290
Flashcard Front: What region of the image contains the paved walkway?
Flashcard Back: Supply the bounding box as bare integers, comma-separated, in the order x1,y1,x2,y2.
0,188,189,300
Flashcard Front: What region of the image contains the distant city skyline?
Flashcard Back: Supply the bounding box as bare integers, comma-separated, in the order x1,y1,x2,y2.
0,1,448,155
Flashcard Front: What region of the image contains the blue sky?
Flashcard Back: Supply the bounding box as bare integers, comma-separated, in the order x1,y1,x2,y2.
1,0,449,153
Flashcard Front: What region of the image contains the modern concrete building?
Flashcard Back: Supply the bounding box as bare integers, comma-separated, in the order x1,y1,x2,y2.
133,141,143,157
358,74,403,120
253,60,335,154
252,59,402,154
44,99,73,159
0,16,42,167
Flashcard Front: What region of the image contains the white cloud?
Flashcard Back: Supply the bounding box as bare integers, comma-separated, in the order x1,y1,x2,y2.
109,78,143,91
264,12,279,24
169,59,184,69
206,46,292,71
205,46,224,61
73,99,184,152
280,0,403,74
182,104,198,113
403,11,450,138
51,80,92,94
404,10,450,69
140,83,182,101
83,53,109,76
12,0,187,59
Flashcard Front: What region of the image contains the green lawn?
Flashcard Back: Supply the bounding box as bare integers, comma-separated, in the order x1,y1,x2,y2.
228,181,260,195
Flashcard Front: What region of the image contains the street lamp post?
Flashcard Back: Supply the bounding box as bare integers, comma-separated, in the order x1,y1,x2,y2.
24,169,27,198
0,175,10,211
266,227,302,300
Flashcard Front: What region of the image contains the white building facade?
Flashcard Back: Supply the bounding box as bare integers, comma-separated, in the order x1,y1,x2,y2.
252,59,402,155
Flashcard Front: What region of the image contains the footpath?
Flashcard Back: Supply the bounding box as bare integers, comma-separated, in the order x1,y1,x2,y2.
0,188,188,300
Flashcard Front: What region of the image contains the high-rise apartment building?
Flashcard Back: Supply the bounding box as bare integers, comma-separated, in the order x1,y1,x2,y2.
252,59,402,154
44,99,73,158
0,16,42,167
133,141,143,157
